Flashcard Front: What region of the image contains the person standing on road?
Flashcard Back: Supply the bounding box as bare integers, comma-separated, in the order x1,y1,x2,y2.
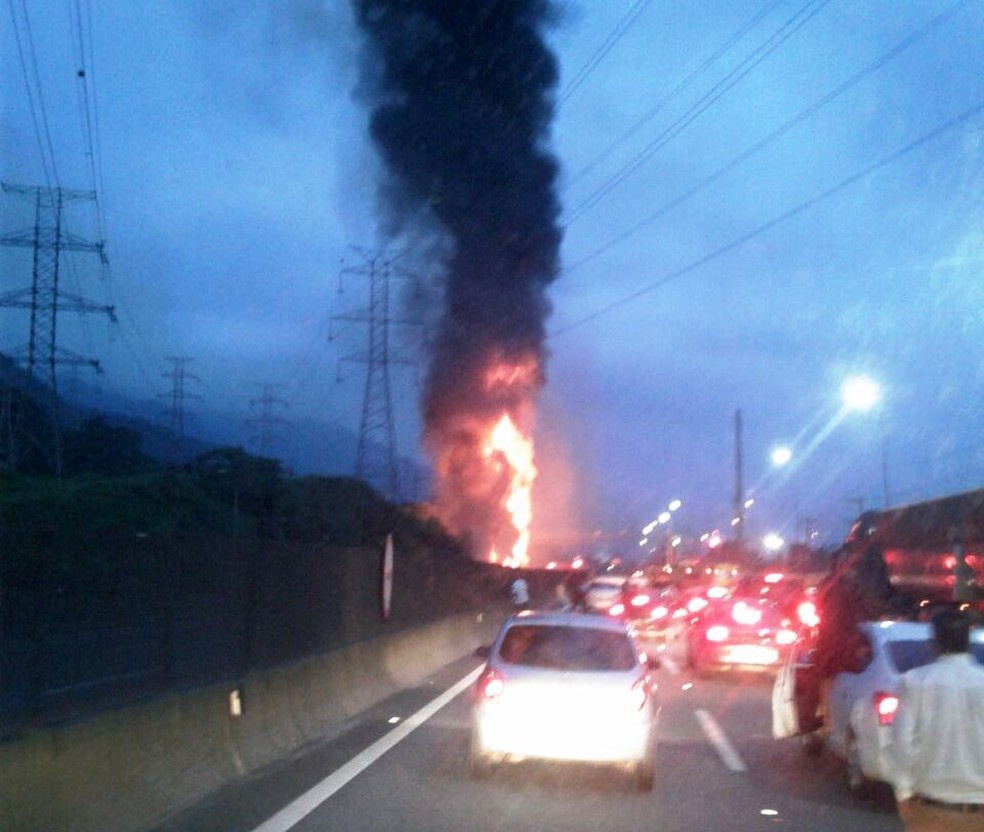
890,607,984,831
510,576,531,611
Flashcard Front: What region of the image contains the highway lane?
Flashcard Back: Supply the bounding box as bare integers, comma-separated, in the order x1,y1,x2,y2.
154,635,904,832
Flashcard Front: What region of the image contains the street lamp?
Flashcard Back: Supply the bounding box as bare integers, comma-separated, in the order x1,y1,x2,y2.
770,446,792,467
841,376,880,413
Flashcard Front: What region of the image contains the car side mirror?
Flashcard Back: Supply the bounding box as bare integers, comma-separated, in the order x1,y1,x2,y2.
475,644,491,660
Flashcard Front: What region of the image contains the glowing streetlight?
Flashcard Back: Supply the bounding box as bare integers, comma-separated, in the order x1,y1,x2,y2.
770,446,793,467
841,376,881,412
763,532,785,553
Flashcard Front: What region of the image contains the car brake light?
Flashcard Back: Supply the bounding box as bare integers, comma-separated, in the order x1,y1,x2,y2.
707,586,729,599
732,601,762,625
630,677,649,711
874,692,899,726
631,593,650,607
706,624,729,642
650,605,669,620
609,602,626,616
797,601,820,628
688,597,709,613
478,669,504,701
775,628,798,645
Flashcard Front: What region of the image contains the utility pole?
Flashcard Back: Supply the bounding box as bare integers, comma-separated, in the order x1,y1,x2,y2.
247,382,289,458
331,247,418,501
160,356,201,461
0,182,115,474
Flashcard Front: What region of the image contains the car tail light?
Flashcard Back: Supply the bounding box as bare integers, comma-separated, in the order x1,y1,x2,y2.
732,601,762,625
874,692,899,726
687,597,709,613
797,601,820,628
706,625,730,642
672,607,688,619
631,593,650,607
650,605,669,620
775,628,798,645
609,602,626,617
477,669,504,701
707,586,729,599
629,677,650,711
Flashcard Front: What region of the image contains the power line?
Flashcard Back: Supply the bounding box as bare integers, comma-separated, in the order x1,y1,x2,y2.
550,99,984,338
565,0,832,226
557,0,654,108
7,0,58,188
564,0,971,275
567,0,784,188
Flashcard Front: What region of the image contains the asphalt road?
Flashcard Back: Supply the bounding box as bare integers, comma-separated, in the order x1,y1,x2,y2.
153,634,904,832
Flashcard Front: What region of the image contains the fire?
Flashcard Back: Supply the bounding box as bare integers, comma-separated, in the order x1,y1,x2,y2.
484,413,537,568
426,353,541,567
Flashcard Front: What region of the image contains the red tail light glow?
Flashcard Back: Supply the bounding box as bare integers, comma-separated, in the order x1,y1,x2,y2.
797,601,820,628
609,602,626,617
874,692,899,726
631,593,650,607
775,628,798,645
687,597,709,613
732,601,763,625
706,625,730,642
478,669,504,701
651,605,669,620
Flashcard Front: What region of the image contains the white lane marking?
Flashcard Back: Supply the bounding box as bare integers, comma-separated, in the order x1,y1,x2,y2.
694,708,748,772
250,665,484,832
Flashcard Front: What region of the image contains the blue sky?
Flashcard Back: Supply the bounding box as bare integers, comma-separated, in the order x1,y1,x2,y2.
3,1,982,558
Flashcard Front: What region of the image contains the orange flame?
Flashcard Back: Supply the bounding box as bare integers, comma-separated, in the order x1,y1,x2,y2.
483,413,536,568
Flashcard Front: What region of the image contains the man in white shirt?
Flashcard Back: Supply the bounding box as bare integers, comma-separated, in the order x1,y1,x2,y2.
890,607,984,831
510,576,530,610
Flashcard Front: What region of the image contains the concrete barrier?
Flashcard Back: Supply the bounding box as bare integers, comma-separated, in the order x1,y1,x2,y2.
0,610,505,832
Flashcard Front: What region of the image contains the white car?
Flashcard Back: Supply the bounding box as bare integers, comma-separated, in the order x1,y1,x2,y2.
470,610,661,790
773,620,984,796
581,574,628,612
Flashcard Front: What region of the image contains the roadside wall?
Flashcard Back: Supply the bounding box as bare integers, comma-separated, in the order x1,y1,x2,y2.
0,609,507,832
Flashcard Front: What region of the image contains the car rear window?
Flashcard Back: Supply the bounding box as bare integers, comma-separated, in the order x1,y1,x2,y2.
888,640,984,673
498,625,638,671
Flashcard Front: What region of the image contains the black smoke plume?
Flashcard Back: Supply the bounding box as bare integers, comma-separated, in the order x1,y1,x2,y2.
352,0,563,559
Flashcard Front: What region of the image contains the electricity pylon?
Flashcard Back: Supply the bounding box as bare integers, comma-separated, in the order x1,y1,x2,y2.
0,182,115,474
331,247,418,501
247,382,289,458
160,356,201,461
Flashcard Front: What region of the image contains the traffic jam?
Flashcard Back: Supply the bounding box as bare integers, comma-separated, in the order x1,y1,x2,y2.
471,537,984,808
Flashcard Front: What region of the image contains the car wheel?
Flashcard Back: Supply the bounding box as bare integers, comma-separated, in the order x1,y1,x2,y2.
845,730,873,798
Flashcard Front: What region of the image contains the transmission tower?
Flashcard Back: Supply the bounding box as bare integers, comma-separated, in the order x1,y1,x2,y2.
160,356,201,460
331,247,418,501
247,382,289,458
0,182,115,474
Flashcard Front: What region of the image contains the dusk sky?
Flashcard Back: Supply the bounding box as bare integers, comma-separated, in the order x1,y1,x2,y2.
3,1,982,559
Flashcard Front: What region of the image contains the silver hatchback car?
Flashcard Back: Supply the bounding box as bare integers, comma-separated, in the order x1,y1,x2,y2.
470,610,661,790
